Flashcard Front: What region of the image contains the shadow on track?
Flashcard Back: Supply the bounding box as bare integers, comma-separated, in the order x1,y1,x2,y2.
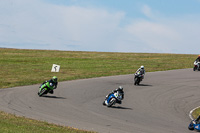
137,84,152,86
110,106,132,110
42,95,66,99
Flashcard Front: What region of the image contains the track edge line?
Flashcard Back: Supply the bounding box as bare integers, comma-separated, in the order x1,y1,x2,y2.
189,106,200,120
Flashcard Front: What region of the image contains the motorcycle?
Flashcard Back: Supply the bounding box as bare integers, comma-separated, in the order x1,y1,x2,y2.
103,91,123,107
38,81,54,97
134,71,144,85
193,61,200,71
188,120,200,131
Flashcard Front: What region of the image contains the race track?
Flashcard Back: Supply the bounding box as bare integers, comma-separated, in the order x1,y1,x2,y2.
1,69,200,133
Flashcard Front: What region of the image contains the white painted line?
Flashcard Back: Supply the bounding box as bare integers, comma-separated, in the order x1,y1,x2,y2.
189,106,200,120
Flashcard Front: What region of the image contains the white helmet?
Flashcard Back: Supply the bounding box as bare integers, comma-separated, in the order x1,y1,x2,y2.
118,86,123,91
140,66,144,69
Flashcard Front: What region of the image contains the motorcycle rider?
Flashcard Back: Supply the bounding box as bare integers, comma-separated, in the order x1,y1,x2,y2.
135,65,145,80
103,86,124,105
195,55,200,62
40,76,58,94
194,55,200,69
195,115,200,124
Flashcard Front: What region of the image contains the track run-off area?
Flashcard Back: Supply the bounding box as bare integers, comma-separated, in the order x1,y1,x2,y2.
0,69,200,133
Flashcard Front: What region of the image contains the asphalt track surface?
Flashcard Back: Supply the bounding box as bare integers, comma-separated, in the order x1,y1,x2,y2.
1,69,200,133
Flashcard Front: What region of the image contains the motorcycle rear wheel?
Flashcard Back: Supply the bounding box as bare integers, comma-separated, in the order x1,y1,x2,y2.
193,67,197,71
38,88,47,97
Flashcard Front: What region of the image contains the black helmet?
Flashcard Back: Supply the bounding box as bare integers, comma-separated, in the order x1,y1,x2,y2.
52,76,57,82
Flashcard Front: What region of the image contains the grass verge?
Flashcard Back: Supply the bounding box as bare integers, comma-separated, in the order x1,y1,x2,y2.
192,108,200,119
0,111,95,133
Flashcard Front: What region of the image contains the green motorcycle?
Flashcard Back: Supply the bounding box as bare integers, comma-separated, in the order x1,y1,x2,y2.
38,82,54,97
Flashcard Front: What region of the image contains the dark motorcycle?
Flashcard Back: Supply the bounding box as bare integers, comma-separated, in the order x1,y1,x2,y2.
194,61,200,71
134,72,144,85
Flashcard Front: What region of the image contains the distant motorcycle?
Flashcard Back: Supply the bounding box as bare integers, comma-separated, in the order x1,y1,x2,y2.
193,61,200,71
134,71,144,85
38,82,54,97
188,119,200,131
103,91,123,107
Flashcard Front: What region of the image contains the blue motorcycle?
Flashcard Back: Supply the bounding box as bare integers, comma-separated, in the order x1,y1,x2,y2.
103,91,123,107
188,120,200,131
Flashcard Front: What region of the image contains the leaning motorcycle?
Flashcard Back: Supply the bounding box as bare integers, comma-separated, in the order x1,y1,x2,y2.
134,72,144,85
103,91,123,107
188,120,200,131
38,82,54,97
193,61,200,71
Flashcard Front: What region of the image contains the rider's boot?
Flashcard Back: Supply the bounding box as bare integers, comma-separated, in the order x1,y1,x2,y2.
49,90,54,94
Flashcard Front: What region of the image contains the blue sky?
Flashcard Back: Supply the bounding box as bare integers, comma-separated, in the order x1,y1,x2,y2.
1,0,200,54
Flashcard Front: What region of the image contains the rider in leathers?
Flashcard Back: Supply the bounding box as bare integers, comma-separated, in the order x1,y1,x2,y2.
104,86,124,105
194,55,200,70
195,115,200,124
135,65,145,80
195,55,200,62
41,76,58,94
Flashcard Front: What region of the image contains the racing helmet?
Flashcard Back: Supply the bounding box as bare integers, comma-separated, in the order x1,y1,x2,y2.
140,65,144,69
118,86,123,91
52,76,57,82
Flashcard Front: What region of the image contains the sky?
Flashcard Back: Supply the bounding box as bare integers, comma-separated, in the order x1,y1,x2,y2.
1,0,200,54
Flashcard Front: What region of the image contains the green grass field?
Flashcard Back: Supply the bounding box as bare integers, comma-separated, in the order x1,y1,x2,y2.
192,108,200,119
0,111,95,133
0,48,197,132
0,48,196,89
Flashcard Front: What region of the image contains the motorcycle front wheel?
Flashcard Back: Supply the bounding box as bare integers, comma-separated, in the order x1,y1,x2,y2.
134,77,137,85
38,88,47,97
134,77,140,85
107,98,116,107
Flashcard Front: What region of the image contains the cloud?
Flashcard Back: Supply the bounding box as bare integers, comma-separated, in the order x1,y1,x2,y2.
124,15,200,54
120,4,200,54
0,0,125,51
0,1,200,54
125,20,179,52
142,5,153,18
